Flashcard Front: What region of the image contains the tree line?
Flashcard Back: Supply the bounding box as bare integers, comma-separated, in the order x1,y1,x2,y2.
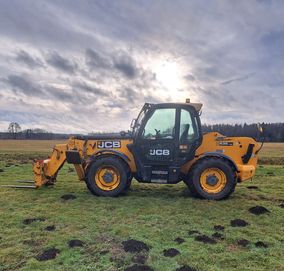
202,123,284,142
1,122,284,142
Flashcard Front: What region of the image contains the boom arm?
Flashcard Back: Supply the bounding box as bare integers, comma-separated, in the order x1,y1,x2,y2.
33,144,68,187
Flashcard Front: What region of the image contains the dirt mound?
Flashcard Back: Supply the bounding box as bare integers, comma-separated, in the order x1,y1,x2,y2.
163,248,180,257
237,239,250,247
247,186,258,190
45,225,55,231
249,206,270,215
176,265,198,271
23,217,45,225
188,230,200,235
195,235,217,244
99,250,109,255
279,203,284,208
122,239,149,253
61,194,77,200
174,237,185,244
124,264,153,271
230,219,249,227
68,239,84,248
132,254,148,264
36,248,60,261
255,241,268,248
213,225,225,231
266,171,275,176
212,232,224,240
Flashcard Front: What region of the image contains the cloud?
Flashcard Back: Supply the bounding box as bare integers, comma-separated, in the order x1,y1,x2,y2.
113,53,138,79
85,48,112,70
0,0,283,133
221,73,254,85
1,74,43,97
73,81,109,97
14,50,44,68
46,51,78,74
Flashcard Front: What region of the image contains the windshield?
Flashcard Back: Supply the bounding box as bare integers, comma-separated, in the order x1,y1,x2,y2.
132,107,147,136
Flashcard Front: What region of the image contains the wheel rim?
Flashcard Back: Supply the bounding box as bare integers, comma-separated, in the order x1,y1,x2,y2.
94,166,120,191
200,167,227,194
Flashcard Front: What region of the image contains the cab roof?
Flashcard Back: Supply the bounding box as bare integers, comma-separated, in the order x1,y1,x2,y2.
145,102,203,112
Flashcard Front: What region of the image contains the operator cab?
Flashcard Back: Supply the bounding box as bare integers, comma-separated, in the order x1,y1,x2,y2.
129,100,203,184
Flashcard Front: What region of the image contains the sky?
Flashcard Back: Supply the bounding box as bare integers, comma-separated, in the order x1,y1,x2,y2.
0,0,283,134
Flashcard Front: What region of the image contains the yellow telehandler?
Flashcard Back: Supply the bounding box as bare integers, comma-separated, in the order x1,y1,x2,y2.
5,99,262,200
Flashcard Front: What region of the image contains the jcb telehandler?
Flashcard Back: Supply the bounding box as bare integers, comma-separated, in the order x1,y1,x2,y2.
9,100,262,200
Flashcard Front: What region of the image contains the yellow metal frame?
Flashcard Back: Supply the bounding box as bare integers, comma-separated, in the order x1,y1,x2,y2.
32,132,260,188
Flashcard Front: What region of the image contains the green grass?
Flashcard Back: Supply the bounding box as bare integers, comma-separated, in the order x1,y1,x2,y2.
0,141,284,271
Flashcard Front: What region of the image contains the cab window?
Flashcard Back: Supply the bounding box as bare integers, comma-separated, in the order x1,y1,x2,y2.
143,108,176,139
179,109,196,142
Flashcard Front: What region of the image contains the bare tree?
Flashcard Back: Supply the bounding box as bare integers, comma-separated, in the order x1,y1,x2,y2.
8,122,21,136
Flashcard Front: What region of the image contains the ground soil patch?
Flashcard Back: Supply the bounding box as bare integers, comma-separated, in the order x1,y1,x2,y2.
195,235,217,244
176,266,198,271
124,264,153,271
99,250,109,255
68,239,84,248
132,253,148,264
247,186,259,190
266,172,275,176
36,248,60,261
163,248,180,257
237,239,250,247
188,230,200,235
61,194,77,200
249,206,270,215
45,225,55,231
212,232,224,239
230,219,249,227
255,241,268,248
174,237,185,244
213,225,225,231
122,239,149,253
23,217,45,225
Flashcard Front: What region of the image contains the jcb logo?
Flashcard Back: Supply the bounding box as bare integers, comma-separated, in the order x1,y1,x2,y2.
98,141,121,149
149,149,170,156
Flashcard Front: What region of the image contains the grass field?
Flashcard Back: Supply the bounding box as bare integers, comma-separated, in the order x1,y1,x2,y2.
0,140,283,271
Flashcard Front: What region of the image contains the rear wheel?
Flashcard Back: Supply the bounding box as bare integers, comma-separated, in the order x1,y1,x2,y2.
86,156,128,197
125,175,132,191
186,157,236,200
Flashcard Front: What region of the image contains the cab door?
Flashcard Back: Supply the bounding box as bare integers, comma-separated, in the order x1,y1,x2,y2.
134,107,179,182
139,107,178,164
131,105,202,183
177,108,201,161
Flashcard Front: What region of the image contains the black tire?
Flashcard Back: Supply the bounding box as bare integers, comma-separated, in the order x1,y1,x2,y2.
85,156,128,197
125,176,132,191
186,157,236,200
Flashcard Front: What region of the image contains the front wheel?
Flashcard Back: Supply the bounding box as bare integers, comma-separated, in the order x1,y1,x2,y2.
186,157,236,200
85,156,128,197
